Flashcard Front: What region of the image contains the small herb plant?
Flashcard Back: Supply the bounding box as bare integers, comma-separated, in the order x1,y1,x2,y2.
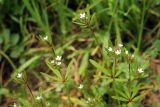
10,7,151,107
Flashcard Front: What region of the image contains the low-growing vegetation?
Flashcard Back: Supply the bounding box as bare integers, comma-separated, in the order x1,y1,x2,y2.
0,0,160,107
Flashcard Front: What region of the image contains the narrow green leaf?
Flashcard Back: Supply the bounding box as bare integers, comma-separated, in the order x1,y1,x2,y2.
17,55,41,73
40,72,60,81
123,85,131,98
79,52,89,75
65,59,74,80
46,60,62,80
70,97,87,106
0,88,9,95
19,98,32,107
132,95,143,102
115,78,127,82
115,70,123,77
116,90,128,99
90,59,110,76
112,96,128,102
89,0,103,9
127,103,133,107
131,87,139,98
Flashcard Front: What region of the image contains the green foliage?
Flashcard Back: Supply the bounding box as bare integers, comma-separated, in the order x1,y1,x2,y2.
145,39,160,58
0,0,159,107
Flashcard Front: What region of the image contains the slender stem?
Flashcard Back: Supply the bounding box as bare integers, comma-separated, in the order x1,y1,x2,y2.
129,63,130,81
137,1,146,52
26,82,34,99
51,43,56,56
40,99,45,107
128,63,131,93
0,61,5,87
47,41,56,56
89,27,98,44
112,57,116,76
0,50,17,70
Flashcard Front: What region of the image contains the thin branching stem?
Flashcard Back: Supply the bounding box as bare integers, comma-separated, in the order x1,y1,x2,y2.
26,82,34,99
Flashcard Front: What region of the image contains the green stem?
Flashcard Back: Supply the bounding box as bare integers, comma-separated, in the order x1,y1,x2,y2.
112,57,116,76
89,27,98,45
46,42,56,56
26,82,34,99
128,63,131,94
137,1,146,52
40,99,45,107
0,50,17,70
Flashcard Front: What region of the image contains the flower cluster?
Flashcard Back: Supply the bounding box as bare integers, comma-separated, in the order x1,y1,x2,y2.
107,44,123,56
86,98,95,104
107,44,144,74
50,56,62,66
107,44,135,58
86,98,92,104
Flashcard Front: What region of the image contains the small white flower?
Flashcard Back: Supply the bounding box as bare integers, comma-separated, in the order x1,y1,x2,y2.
78,84,84,89
138,68,144,73
13,103,21,107
13,103,17,107
80,13,86,19
86,98,91,104
115,50,121,55
51,60,54,64
131,54,134,58
118,44,123,47
44,36,48,40
36,96,42,101
125,50,128,55
108,47,113,52
57,61,62,65
17,73,22,79
55,56,62,61
86,100,89,104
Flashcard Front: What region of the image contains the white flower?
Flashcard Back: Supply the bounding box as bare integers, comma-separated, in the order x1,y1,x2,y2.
57,61,62,65
55,56,62,61
86,98,91,104
115,50,121,55
118,44,123,47
44,36,48,40
17,73,22,79
131,54,134,58
108,47,113,52
80,13,86,19
138,68,144,73
125,50,128,55
51,60,54,64
78,84,84,89
36,96,42,101
86,100,89,104
13,103,17,107
13,103,21,107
